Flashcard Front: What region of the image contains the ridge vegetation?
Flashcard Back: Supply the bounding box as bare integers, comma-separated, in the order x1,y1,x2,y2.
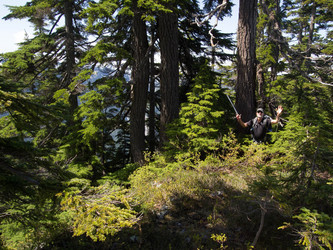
0,0,332,249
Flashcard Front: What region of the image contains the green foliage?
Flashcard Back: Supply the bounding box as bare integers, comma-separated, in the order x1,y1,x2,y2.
129,134,252,213
50,76,132,184
166,62,229,159
129,137,301,248
211,233,228,249
83,0,120,34
0,76,68,249
59,182,138,241
1,0,332,248
280,208,333,249
268,77,333,210
99,163,140,185
0,199,72,250
0,76,56,134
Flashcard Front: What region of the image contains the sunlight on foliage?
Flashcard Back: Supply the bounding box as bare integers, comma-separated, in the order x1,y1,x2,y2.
211,233,228,249
58,183,138,241
293,208,333,250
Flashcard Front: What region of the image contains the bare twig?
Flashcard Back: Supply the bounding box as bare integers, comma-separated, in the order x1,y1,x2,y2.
192,0,229,47
251,201,267,247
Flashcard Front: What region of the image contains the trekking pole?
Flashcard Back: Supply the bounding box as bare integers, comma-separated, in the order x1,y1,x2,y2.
226,94,238,115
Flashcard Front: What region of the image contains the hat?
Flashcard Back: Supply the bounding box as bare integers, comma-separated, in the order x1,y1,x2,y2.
257,108,264,113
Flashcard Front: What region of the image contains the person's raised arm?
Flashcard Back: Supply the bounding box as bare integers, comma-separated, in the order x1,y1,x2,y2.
271,105,283,124
236,114,248,128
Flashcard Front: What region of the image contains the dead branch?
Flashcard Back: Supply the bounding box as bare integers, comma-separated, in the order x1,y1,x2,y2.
192,0,229,47
251,201,267,247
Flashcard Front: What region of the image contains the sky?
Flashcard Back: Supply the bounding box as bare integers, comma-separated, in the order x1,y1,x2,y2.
0,0,238,53
0,0,35,53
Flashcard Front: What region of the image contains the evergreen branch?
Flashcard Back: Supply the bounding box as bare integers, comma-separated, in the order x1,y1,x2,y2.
0,160,40,185
280,49,333,87
37,125,59,147
0,213,11,218
304,56,333,63
48,13,64,36
261,0,332,87
192,0,229,26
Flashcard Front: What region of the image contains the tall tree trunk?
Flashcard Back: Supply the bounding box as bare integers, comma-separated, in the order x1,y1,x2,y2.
236,0,257,123
307,2,316,57
130,1,149,164
257,0,281,111
158,9,179,146
148,27,156,153
270,0,280,83
257,63,265,108
64,0,78,114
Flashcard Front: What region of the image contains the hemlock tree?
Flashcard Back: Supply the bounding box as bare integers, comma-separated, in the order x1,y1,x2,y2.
273,0,333,190
253,1,333,247
1,0,94,184
2,1,91,175
81,0,235,163
0,75,68,249
130,0,149,164
256,0,282,111
158,0,235,147
158,0,180,146
235,0,257,123
166,61,226,159
3,0,90,112
64,0,79,116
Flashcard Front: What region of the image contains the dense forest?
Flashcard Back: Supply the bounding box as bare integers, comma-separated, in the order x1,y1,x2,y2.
0,0,332,249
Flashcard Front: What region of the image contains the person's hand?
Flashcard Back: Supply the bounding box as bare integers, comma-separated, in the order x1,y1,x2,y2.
276,105,283,116
236,114,241,120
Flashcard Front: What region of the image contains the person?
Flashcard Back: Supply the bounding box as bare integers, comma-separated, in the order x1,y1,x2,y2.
236,106,283,143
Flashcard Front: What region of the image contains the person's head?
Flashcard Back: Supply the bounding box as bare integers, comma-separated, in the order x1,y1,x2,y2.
256,108,264,120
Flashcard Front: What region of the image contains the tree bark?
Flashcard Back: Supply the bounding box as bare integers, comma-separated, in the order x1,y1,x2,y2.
130,1,149,164
64,0,78,114
257,63,265,108
307,2,316,58
158,9,179,146
148,26,156,153
235,0,257,123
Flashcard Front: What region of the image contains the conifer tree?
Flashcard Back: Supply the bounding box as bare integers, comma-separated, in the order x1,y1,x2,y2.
130,0,149,164
256,0,282,111
235,0,258,123
3,0,89,105
80,0,235,164
0,74,68,249
254,0,333,232
2,1,91,172
158,0,180,146
166,61,229,159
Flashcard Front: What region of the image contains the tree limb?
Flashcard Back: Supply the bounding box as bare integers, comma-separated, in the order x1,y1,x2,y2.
0,161,40,185
192,0,229,47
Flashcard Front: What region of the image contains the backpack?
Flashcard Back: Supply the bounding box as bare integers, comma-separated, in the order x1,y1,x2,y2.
252,115,272,132
250,115,272,143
